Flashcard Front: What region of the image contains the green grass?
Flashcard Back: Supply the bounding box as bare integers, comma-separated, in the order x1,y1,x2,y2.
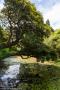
0,48,17,60
17,63,60,90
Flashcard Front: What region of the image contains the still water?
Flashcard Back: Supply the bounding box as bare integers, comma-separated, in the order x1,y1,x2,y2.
0,56,60,90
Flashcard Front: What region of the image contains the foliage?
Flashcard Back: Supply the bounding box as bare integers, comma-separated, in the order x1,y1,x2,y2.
0,26,9,45
46,19,50,26
0,0,60,61
18,63,60,90
43,24,54,37
44,29,60,59
2,0,44,46
0,26,3,41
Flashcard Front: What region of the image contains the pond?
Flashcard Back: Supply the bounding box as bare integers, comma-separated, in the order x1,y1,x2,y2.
0,56,60,90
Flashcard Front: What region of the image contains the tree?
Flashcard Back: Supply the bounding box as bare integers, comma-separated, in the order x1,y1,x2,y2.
43,24,54,37
0,0,45,49
0,0,56,61
0,26,3,39
44,29,60,59
46,19,50,26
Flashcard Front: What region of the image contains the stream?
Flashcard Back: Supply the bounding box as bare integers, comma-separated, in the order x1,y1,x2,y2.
0,57,20,90
0,56,60,90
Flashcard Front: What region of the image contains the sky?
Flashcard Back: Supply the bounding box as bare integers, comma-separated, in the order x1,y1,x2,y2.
31,0,60,29
0,0,4,10
0,0,60,29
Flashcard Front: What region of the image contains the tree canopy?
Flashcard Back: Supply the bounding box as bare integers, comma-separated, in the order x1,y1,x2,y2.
1,0,45,47
44,29,60,59
0,0,60,61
